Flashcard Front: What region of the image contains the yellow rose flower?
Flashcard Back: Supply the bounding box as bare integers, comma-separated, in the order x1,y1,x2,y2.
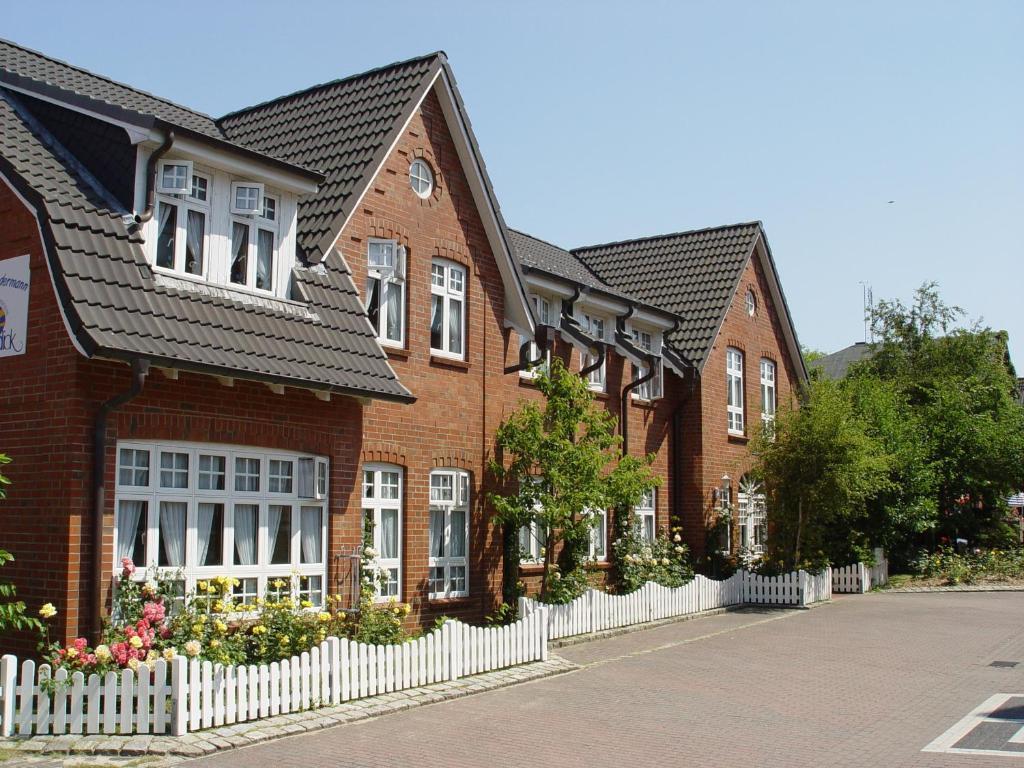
301,600,313,609
197,581,209,592
210,639,221,649
214,620,228,634
318,612,331,623
146,650,159,662
66,647,79,659
39,603,57,619
191,623,203,635
272,579,286,589
129,635,143,649
162,648,176,661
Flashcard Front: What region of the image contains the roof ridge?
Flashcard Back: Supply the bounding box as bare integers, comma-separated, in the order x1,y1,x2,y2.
0,37,217,124
572,220,763,254
508,226,615,288
217,50,445,123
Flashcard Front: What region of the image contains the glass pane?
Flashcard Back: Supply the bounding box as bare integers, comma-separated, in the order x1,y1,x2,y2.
233,577,258,606
261,196,276,220
428,508,445,558
118,448,149,487
366,276,381,333
431,263,445,287
256,228,274,291
235,457,260,492
197,502,223,567
385,282,402,342
448,298,463,355
450,565,466,594
430,473,453,502
429,566,445,595
430,295,443,350
185,209,204,275
234,185,260,211
380,472,399,500
190,175,207,201
300,506,322,564
643,515,655,542
230,221,248,285
159,452,188,489
158,501,186,567
448,267,463,293
362,470,374,499
116,499,147,567
198,454,225,490
269,460,293,494
156,202,176,269
269,505,291,564
380,509,398,559
368,241,393,269
233,504,258,566
161,164,187,190
450,509,466,557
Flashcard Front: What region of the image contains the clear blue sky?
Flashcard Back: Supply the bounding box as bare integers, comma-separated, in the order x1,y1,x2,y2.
6,1,1022,366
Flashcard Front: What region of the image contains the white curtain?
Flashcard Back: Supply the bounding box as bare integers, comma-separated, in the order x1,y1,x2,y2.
300,507,322,564
428,509,444,558
185,209,205,275
450,509,466,558
159,501,186,567
268,505,284,563
449,298,463,354
381,509,398,559
117,500,144,564
197,503,216,566
386,282,402,342
231,222,248,284
234,505,257,566
256,229,273,290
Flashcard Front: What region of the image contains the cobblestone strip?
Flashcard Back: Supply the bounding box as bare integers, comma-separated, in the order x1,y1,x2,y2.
549,605,749,648
882,584,1024,593
0,657,578,762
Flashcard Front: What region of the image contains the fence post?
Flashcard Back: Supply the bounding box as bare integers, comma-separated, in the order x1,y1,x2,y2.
538,606,549,661
798,570,809,607
447,621,461,681
169,655,187,736
0,655,14,738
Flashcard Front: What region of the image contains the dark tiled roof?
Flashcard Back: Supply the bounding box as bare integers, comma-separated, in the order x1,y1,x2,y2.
0,89,412,402
573,223,762,367
218,54,443,262
811,342,874,380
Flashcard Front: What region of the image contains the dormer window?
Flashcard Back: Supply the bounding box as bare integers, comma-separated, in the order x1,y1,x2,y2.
230,195,278,292
630,327,663,401
231,182,264,215
155,170,210,277
157,161,192,195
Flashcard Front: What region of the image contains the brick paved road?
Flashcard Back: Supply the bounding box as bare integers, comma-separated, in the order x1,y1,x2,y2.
187,593,1024,767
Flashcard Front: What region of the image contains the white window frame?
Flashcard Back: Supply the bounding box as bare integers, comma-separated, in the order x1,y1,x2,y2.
630,327,663,401
520,294,552,379
518,519,547,564
154,170,211,279
361,464,403,601
428,470,470,598
587,508,608,561
229,194,279,293
727,347,745,435
430,259,466,359
738,476,767,555
113,441,327,606
745,289,757,317
230,181,265,215
156,160,193,195
409,159,434,199
366,239,406,347
760,358,777,425
579,311,607,391
635,488,656,542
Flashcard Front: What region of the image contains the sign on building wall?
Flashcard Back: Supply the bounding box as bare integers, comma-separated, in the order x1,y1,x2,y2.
0,254,30,357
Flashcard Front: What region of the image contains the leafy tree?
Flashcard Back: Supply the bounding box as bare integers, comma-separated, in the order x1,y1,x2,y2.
752,378,892,569
489,359,657,604
0,454,44,634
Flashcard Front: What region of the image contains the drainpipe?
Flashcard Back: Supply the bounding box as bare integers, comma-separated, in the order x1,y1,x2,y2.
92,358,150,639
134,130,175,226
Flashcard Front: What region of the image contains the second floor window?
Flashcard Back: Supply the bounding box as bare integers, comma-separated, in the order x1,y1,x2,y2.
156,172,210,278
727,347,744,434
366,240,404,345
520,294,552,378
631,328,663,401
760,358,777,423
428,470,470,598
580,312,607,391
430,260,465,358
230,195,278,293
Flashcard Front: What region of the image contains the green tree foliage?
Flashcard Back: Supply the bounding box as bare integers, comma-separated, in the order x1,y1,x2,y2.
0,454,44,634
489,359,657,603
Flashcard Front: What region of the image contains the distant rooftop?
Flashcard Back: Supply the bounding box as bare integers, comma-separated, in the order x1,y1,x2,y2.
810,341,874,380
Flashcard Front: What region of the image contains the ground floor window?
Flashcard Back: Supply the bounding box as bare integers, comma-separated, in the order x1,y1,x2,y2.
635,488,656,542
114,442,327,605
428,470,470,598
362,464,402,600
519,520,547,563
588,508,608,561
738,475,767,555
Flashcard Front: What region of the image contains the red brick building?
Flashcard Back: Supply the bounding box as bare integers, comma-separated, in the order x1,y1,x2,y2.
0,40,805,650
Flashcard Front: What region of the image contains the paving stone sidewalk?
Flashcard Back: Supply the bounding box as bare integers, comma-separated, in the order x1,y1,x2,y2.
882,584,1024,593
0,657,577,765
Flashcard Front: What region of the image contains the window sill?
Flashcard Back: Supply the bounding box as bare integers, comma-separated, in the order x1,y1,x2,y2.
587,560,611,570
727,433,749,444
430,354,470,370
630,398,660,410
518,375,541,388
427,595,473,606
385,346,410,360
518,563,545,574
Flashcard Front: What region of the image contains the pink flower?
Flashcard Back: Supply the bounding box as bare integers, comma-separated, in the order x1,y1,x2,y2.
120,557,135,577
142,601,165,624
73,637,87,651
159,626,172,640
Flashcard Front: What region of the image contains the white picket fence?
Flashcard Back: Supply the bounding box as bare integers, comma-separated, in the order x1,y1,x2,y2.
0,610,549,738
832,549,889,594
519,568,832,641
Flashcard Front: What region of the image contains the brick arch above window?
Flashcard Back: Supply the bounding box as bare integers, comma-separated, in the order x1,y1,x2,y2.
360,445,407,468
431,451,473,471
432,239,472,272
365,219,411,248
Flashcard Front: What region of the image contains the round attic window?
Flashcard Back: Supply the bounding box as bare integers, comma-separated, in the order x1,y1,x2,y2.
745,290,757,316
409,159,434,198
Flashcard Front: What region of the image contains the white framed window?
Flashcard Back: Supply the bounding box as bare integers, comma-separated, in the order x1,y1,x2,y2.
580,312,607,391
366,239,405,346
745,289,757,317
635,488,656,542
229,194,278,293
760,358,777,424
587,508,608,561
631,328,663,401
428,470,470,598
520,294,552,378
430,259,466,358
113,442,327,605
409,159,434,198
157,160,193,195
155,171,210,278
727,348,745,434
738,475,767,554
518,520,547,563
362,464,402,600
230,181,264,215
